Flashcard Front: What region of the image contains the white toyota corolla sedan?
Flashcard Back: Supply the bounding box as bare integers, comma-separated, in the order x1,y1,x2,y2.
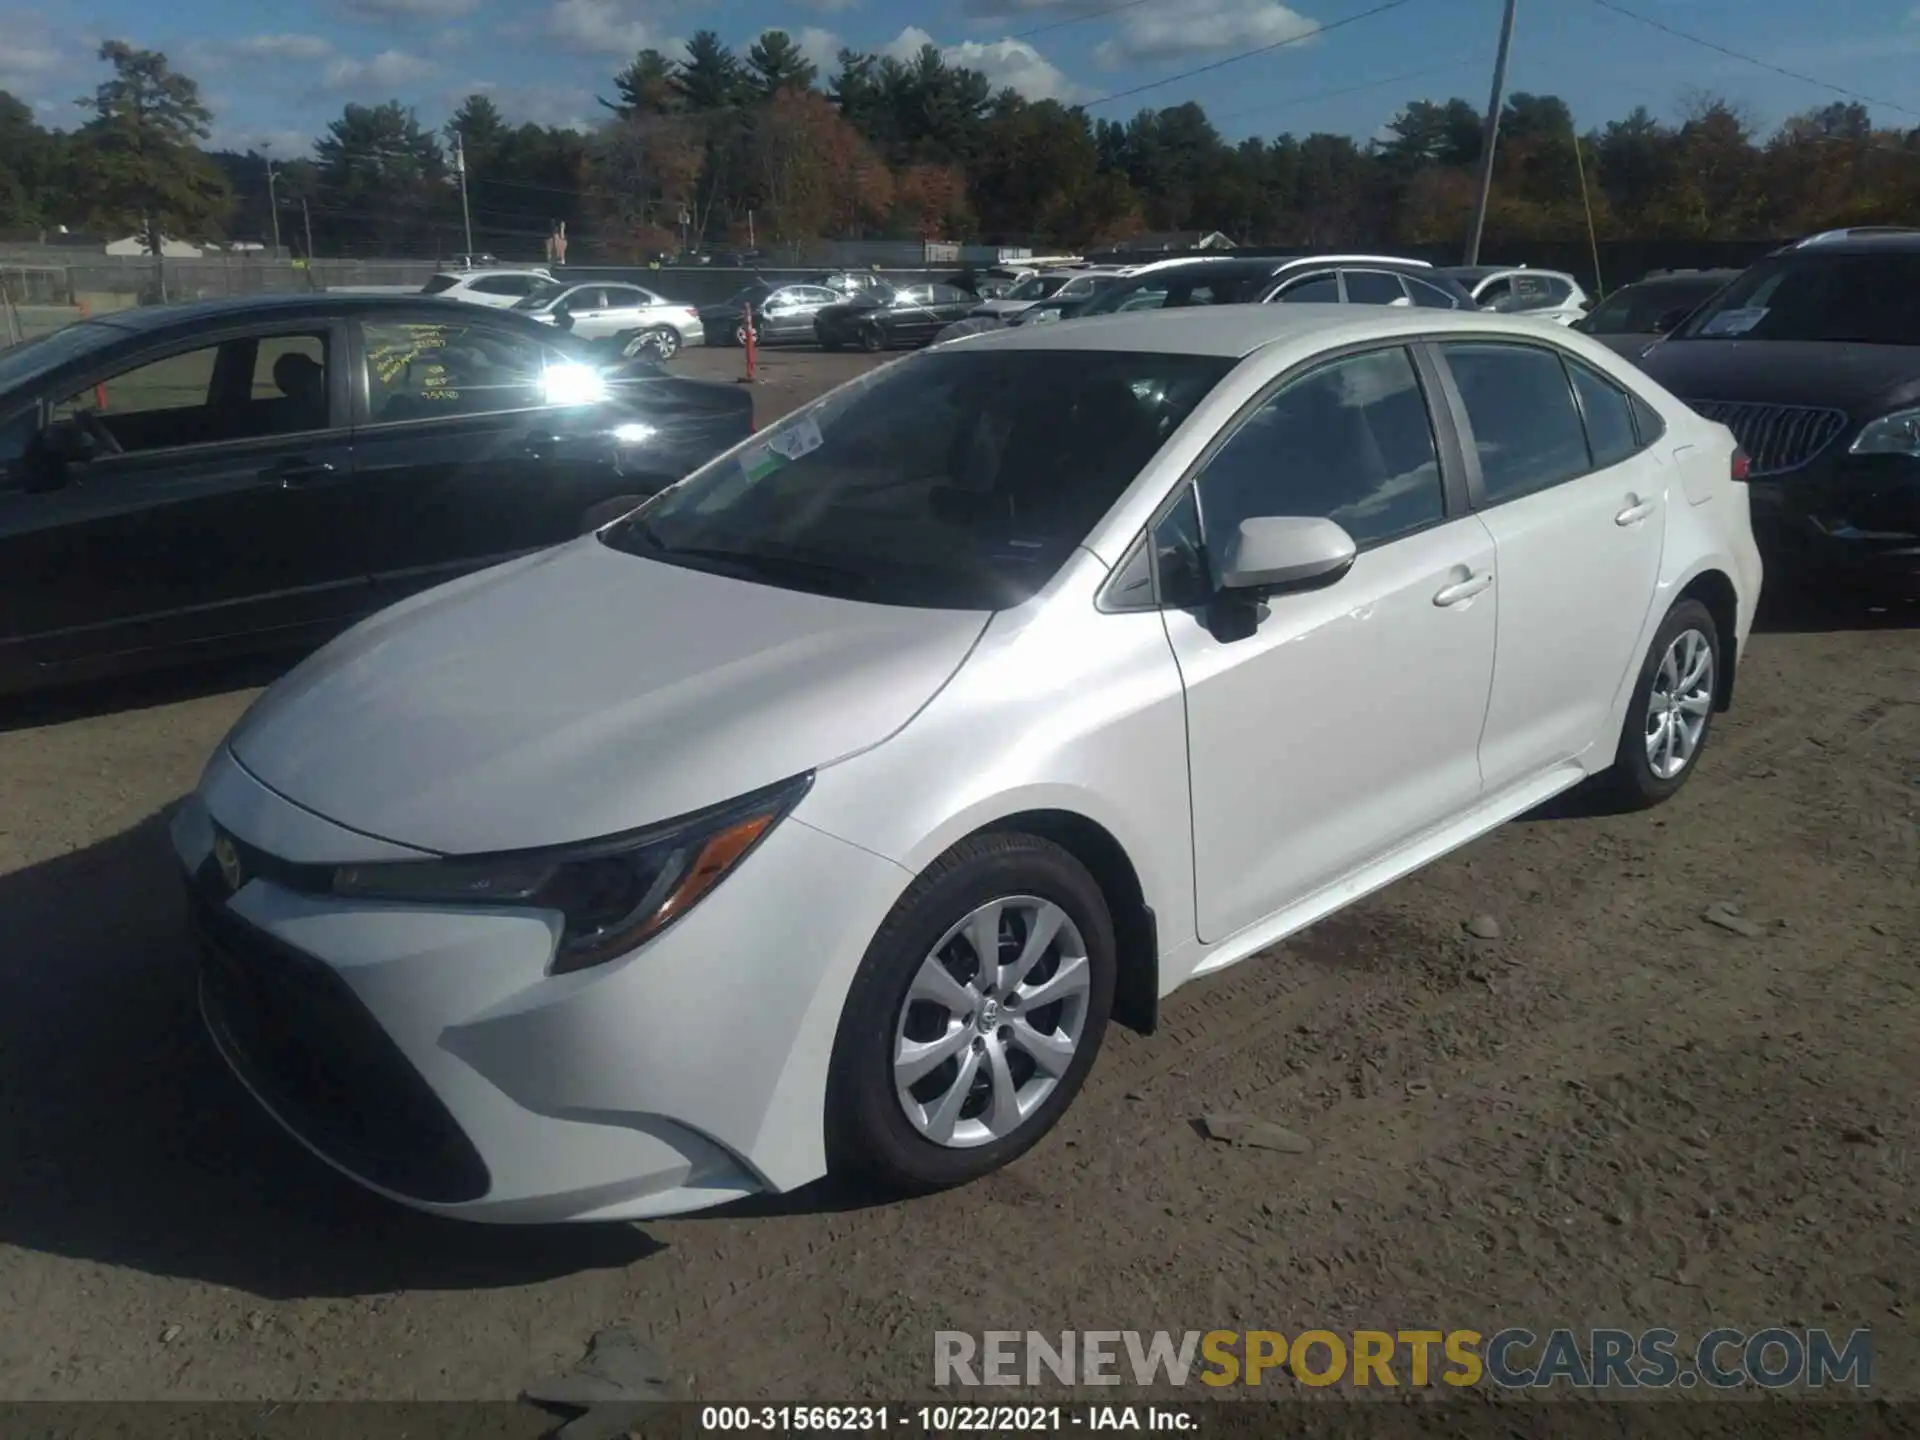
173,305,1762,1223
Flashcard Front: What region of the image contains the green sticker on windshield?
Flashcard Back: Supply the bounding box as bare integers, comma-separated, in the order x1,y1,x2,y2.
740,413,824,481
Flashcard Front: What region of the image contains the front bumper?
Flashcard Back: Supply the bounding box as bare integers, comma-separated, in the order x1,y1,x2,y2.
1746,457,1920,582
174,747,910,1223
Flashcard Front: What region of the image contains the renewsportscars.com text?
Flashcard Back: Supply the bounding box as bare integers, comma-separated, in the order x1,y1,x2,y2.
933,1327,1873,1390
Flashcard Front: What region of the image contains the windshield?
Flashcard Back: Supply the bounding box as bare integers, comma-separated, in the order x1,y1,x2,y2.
601,348,1233,610
0,321,122,391
1675,253,1920,344
420,275,461,295
511,280,570,311
1581,279,1725,335
1078,267,1272,315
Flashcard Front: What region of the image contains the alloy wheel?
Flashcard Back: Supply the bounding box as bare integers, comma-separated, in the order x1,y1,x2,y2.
892,896,1092,1148
1645,627,1714,780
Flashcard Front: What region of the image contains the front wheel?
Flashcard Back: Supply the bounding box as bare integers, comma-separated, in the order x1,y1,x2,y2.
1594,598,1722,809
857,323,886,353
826,833,1115,1194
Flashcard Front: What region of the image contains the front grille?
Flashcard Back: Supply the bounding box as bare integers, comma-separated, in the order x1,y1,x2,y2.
1683,399,1847,476
188,883,491,1204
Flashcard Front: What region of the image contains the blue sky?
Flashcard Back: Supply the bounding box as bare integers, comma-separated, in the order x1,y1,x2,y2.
3,0,1918,156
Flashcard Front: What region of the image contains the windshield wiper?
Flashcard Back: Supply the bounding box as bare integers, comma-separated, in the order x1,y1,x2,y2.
622,531,870,591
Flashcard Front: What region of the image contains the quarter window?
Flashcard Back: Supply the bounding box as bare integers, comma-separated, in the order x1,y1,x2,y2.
1567,360,1639,469
1405,278,1460,309
1441,342,1590,501
1195,346,1444,553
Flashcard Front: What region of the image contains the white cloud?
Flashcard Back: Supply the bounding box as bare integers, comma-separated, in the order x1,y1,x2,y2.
236,33,336,62
320,48,439,91
796,0,861,10
542,0,658,55
881,25,1084,101
336,0,479,22
0,11,70,96
205,124,315,156
794,26,843,72
956,0,1107,16
453,79,598,131
1092,0,1319,68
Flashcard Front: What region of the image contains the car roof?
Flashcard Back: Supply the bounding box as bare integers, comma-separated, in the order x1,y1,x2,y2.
939,304,1597,359
1279,253,1435,271
436,267,549,280
1779,227,1920,253
1630,269,1743,286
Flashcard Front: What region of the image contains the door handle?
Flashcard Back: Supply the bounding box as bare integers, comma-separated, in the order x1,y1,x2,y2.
1433,572,1493,607
267,459,338,488
1615,497,1657,526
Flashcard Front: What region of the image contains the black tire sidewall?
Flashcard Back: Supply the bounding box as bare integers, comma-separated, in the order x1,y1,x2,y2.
1612,598,1721,804
827,834,1116,1192
858,324,885,353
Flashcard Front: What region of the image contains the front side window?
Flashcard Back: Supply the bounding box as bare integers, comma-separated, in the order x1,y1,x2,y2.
360,319,577,423
1341,270,1408,306
1583,281,1722,334
512,279,570,310
471,275,534,297
1195,347,1444,554
1675,252,1920,345
603,349,1233,610
1441,342,1590,501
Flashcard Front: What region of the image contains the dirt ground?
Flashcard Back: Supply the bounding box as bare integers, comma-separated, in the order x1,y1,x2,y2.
0,345,1915,1405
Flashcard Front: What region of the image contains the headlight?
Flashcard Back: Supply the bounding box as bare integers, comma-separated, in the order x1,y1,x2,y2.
1848,409,1920,457
542,361,609,407
332,773,811,974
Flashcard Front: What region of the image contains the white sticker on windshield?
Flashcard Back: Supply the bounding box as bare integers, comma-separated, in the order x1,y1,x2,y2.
739,412,824,482
1699,306,1767,338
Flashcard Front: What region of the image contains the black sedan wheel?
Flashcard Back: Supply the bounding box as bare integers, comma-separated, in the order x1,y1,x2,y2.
858,323,886,353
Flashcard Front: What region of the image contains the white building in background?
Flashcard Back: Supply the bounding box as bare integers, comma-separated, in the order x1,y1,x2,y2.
104,235,203,257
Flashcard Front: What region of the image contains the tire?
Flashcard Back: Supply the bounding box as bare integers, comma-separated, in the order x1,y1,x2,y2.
857,324,886,353
1593,598,1722,810
734,321,751,347
826,832,1116,1194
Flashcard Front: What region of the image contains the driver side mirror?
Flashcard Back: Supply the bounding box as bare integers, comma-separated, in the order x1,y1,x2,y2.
1652,306,1691,335
20,418,98,491
1216,516,1358,597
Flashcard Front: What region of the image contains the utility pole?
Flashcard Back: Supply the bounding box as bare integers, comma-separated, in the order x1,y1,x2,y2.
301,197,315,262
264,151,283,258
1464,0,1518,267
453,135,474,259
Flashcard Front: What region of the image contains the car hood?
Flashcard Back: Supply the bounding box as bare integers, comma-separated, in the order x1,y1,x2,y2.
227,540,990,854
1638,339,1920,414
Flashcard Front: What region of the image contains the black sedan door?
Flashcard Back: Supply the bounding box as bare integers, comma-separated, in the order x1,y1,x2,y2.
760,285,837,343
0,321,370,687
348,312,750,603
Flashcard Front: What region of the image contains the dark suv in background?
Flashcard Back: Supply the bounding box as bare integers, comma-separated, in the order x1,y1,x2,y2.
1574,268,1741,360
1638,230,1920,592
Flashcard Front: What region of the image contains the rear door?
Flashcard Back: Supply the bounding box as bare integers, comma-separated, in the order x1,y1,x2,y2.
1431,339,1668,791
0,321,369,678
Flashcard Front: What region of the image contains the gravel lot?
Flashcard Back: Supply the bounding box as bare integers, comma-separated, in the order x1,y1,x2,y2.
1,346,1915,1403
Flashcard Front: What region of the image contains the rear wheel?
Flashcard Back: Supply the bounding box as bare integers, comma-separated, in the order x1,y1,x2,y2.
624,327,678,361
827,833,1115,1193
857,323,886,353
1594,598,1721,809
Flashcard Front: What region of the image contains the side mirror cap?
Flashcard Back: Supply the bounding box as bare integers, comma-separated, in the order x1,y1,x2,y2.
1217,515,1358,596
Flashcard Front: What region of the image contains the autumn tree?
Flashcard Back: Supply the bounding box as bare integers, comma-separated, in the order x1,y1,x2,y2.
743,88,890,245
69,41,230,274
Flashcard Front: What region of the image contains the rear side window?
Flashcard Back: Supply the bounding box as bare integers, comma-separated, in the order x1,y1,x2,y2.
1441,342,1590,502
1342,270,1406,305
1275,274,1339,304
1567,360,1639,469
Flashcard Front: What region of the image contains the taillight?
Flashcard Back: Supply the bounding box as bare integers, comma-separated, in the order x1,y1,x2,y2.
1730,447,1752,482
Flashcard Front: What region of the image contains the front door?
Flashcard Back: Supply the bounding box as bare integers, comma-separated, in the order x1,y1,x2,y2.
1161,345,1499,943
350,313,629,603
0,323,369,680
1434,341,1669,790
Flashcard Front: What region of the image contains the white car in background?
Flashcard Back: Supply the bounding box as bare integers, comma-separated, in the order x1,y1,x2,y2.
511,280,704,358
419,268,554,309
1443,266,1592,324
177,305,1759,1223
971,267,1129,319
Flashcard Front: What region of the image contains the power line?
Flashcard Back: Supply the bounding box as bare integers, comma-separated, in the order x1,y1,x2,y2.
1013,0,1156,42
1585,0,1920,121
1209,56,1480,126
1080,0,1421,111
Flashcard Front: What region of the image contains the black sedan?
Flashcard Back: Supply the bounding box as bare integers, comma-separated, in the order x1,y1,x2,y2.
813,283,979,352
1637,233,1920,592
699,282,844,347
1572,269,1742,361
0,293,754,696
